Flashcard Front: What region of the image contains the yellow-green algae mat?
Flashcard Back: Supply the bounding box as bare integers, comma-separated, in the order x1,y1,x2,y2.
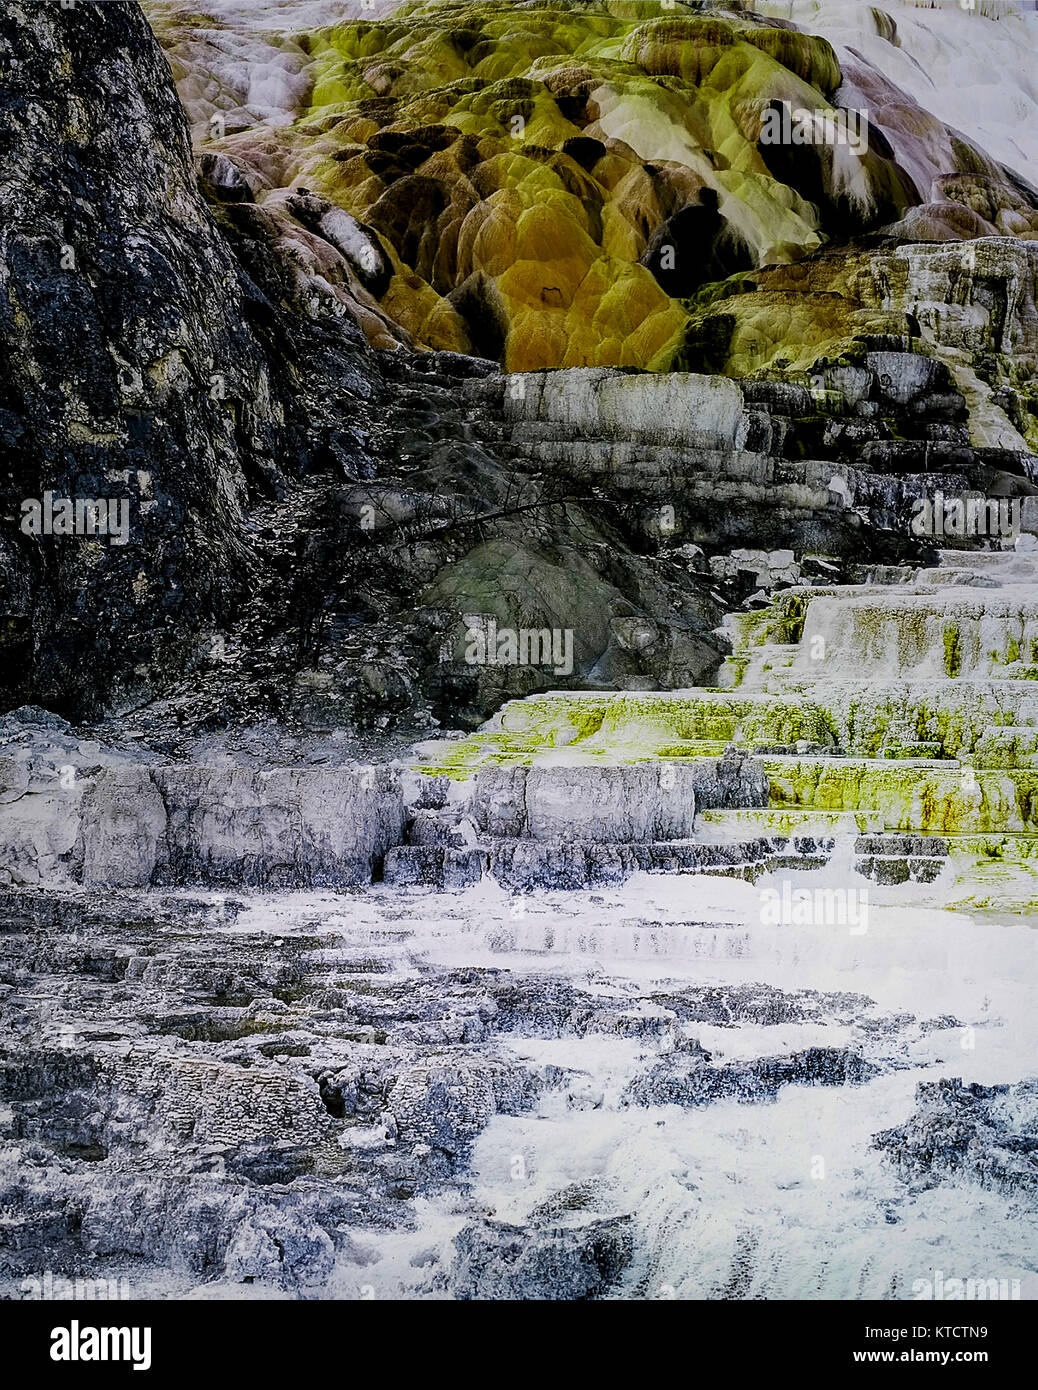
414,687,1038,833
159,0,920,370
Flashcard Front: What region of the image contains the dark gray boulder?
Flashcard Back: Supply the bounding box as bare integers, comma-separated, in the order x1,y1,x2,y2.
450,1215,634,1300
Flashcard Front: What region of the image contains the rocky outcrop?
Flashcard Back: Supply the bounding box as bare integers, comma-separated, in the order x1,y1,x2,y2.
388,1056,538,1157
449,1216,634,1301
874,1078,1038,1197
680,237,1038,456
624,1044,877,1108
0,712,403,888
0,0,377,720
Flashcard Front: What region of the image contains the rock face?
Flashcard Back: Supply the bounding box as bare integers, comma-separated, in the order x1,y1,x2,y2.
388,1057,537,1156
0,0,376,720
624,1044,876,1108
474,764,699,842
0,713,403,889
8,542,1038,897
450,1216,634,1301
503,370,747,450
5,535,1038,898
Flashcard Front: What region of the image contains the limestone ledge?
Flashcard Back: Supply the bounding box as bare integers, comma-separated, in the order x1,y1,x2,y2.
0,759,404,890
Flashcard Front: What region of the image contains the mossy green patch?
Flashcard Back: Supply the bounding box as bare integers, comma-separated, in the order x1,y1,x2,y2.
943,624,962,678
761,757,1038,834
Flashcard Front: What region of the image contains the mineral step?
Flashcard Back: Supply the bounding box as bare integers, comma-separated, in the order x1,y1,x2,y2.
506,436,779,479
936,549,1038,569
419,682,1038,778
853,832,951,886
384,837,836,892
881,743,946,759
855,854,947,886
854,834,950,857
385,828,954,892
723,643,800,689
698,808,884,837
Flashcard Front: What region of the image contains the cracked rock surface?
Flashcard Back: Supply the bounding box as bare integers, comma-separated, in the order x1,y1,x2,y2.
1,874,1035,1299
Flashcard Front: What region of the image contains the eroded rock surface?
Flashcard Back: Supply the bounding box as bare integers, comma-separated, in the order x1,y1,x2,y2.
873,1078,1038,1196
0,711,403,889
1,879,1034,1300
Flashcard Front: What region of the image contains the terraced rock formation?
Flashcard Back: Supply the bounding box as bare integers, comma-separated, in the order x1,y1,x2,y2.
409,546,1038,907
2,0,1037,1303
